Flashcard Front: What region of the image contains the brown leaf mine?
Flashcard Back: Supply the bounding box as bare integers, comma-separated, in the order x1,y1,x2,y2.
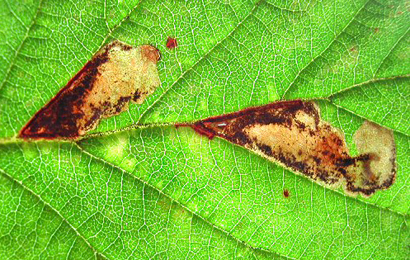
19,40,161,139
350,121,396,196
179,100,396,197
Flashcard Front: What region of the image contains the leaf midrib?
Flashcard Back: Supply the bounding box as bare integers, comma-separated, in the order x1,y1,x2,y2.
136,0,409,136
0,126,406,259
4,0,406,137
1,1,407,259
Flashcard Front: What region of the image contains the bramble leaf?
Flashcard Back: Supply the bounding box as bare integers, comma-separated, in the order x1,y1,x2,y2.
0,0,408,259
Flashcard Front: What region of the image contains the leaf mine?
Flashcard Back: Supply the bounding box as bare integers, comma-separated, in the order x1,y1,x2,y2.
19,40,161,140
177,100,396,197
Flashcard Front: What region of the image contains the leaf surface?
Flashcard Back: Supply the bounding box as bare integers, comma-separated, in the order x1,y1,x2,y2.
0,0,408,259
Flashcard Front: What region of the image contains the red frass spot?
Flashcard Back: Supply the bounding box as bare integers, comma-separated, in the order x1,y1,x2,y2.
166,37,178,49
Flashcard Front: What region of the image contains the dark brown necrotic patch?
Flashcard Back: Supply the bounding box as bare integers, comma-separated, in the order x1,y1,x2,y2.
19,40,161,140
176,100,397,197
19,54,109,139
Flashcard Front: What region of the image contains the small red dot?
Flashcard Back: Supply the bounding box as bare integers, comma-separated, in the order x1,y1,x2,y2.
283,189,290,198
166,37,177,49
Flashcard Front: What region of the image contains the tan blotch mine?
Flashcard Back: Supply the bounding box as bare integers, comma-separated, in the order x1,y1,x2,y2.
179,100,396,197
348,121,396,196
19,40,161,139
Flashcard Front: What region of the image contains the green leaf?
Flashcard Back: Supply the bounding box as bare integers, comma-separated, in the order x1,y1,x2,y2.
330,77,409,135
0,0,408,259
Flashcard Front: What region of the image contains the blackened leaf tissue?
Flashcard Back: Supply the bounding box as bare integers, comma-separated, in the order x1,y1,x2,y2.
19,40,161,140
178,100,396,197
